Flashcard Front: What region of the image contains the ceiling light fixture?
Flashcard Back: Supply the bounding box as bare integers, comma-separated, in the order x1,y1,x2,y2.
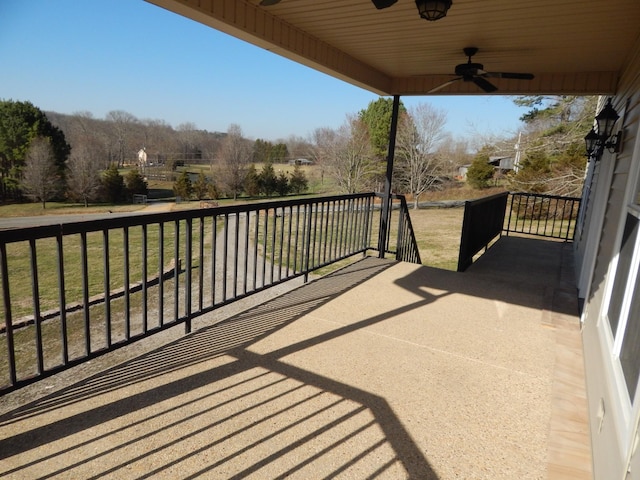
415,0,452,21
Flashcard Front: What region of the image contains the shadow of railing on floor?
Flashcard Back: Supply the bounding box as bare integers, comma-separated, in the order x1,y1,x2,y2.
0,257,440,479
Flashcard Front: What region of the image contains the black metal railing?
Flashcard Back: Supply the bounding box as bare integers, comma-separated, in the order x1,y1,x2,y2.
0,193,419,394
377,193,422,264
505,192,581,241
457,192,509,272
457,191,581,271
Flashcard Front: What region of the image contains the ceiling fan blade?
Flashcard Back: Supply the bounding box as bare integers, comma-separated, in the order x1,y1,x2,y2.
260,0,281,5
427,78,461,93
371,0,398,8
486,72,535,80
473,76,498,93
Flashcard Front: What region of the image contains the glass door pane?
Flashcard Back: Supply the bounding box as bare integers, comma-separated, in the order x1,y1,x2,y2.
608,213,639,335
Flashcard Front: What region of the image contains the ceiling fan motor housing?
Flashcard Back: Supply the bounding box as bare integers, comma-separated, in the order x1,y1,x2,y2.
455,62,483,77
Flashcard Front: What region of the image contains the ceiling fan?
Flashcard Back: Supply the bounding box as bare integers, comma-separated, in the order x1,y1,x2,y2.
429,47,534,93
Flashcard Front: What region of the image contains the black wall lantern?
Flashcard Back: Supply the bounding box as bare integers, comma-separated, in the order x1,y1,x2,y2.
415,0,452,21
585,98,622,159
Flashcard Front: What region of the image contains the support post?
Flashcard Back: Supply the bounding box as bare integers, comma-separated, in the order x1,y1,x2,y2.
378,95,400,258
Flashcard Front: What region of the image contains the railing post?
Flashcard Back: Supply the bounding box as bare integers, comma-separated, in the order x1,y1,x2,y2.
378,94,400,258
0,242,16,386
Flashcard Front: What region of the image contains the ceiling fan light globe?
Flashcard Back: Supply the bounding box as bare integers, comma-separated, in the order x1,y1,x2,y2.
415,0,452,21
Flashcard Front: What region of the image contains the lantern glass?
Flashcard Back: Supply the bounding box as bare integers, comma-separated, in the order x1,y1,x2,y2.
595,99,619,140
416,0,452,21
584,127,600,157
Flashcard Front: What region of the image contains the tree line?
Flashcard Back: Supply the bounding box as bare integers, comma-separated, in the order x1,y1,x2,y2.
0,95,596,209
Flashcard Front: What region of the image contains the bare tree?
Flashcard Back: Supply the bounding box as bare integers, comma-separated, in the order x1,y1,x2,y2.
395,103,447,208
177,122,201,162
142,118,178,167
436,134,473,178
22,137,61,208
317,116,378,194
67,136,105,206
106,110,139,167
216,124,252,200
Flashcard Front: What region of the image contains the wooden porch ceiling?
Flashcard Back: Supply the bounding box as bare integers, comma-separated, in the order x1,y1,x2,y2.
146,0,640,97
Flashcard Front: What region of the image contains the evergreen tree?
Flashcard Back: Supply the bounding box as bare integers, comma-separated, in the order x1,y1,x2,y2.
244,164,260,197
0,100,70,200
125,169,148,197
288,164,309,194
173,171,193,200
259,162,277,196
193,172,209,200
358,97,407,159
101,164,126,203
275,171,290,196
466,152,495,189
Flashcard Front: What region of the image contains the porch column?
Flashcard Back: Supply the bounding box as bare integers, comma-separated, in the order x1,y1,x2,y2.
378,94,400,258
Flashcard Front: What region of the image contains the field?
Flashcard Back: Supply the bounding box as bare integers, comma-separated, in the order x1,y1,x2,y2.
409,206,464,270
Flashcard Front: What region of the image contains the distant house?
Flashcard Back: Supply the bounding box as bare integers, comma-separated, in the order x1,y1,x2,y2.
288,158,314,166
458,156,514,180
488,156,515,171
137,148,148,167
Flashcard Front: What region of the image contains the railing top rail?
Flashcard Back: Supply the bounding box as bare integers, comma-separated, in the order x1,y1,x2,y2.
0,193,377,244
464,191,509,206
509,191,582,202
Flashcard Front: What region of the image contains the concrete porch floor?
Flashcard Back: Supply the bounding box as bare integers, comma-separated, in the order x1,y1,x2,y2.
0,236,591,479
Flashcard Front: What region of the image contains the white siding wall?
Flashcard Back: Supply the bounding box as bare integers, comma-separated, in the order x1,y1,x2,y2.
580,33,640,478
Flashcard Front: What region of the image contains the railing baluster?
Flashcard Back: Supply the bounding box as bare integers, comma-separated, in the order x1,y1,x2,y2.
1,242,17,386
103,229,111,349
243,212,250,294
123,226,131,341
56,232,69,364
223,214,229,300
278,208,285,281
29,239,44,374
174,220,180,324
212,215,218,304
270,209,277,284
285,206,293,278
262,209,268,288
185,217,193,334
252,211,259,291
142,224,148,333
80,233,90,354
293,205,301,274
233,212,240,298
158,222,165,327
198,217,204,311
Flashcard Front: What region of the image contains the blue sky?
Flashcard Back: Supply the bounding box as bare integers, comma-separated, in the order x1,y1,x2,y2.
1,0,528,143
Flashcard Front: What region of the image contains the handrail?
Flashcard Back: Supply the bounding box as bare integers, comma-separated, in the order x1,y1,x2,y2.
505,192,581,241
0,192,420,394
457,191,581,272
457,192,509,272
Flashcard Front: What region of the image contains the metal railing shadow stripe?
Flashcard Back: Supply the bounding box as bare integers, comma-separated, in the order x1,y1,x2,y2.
0,257,438,479
0,257,395,419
